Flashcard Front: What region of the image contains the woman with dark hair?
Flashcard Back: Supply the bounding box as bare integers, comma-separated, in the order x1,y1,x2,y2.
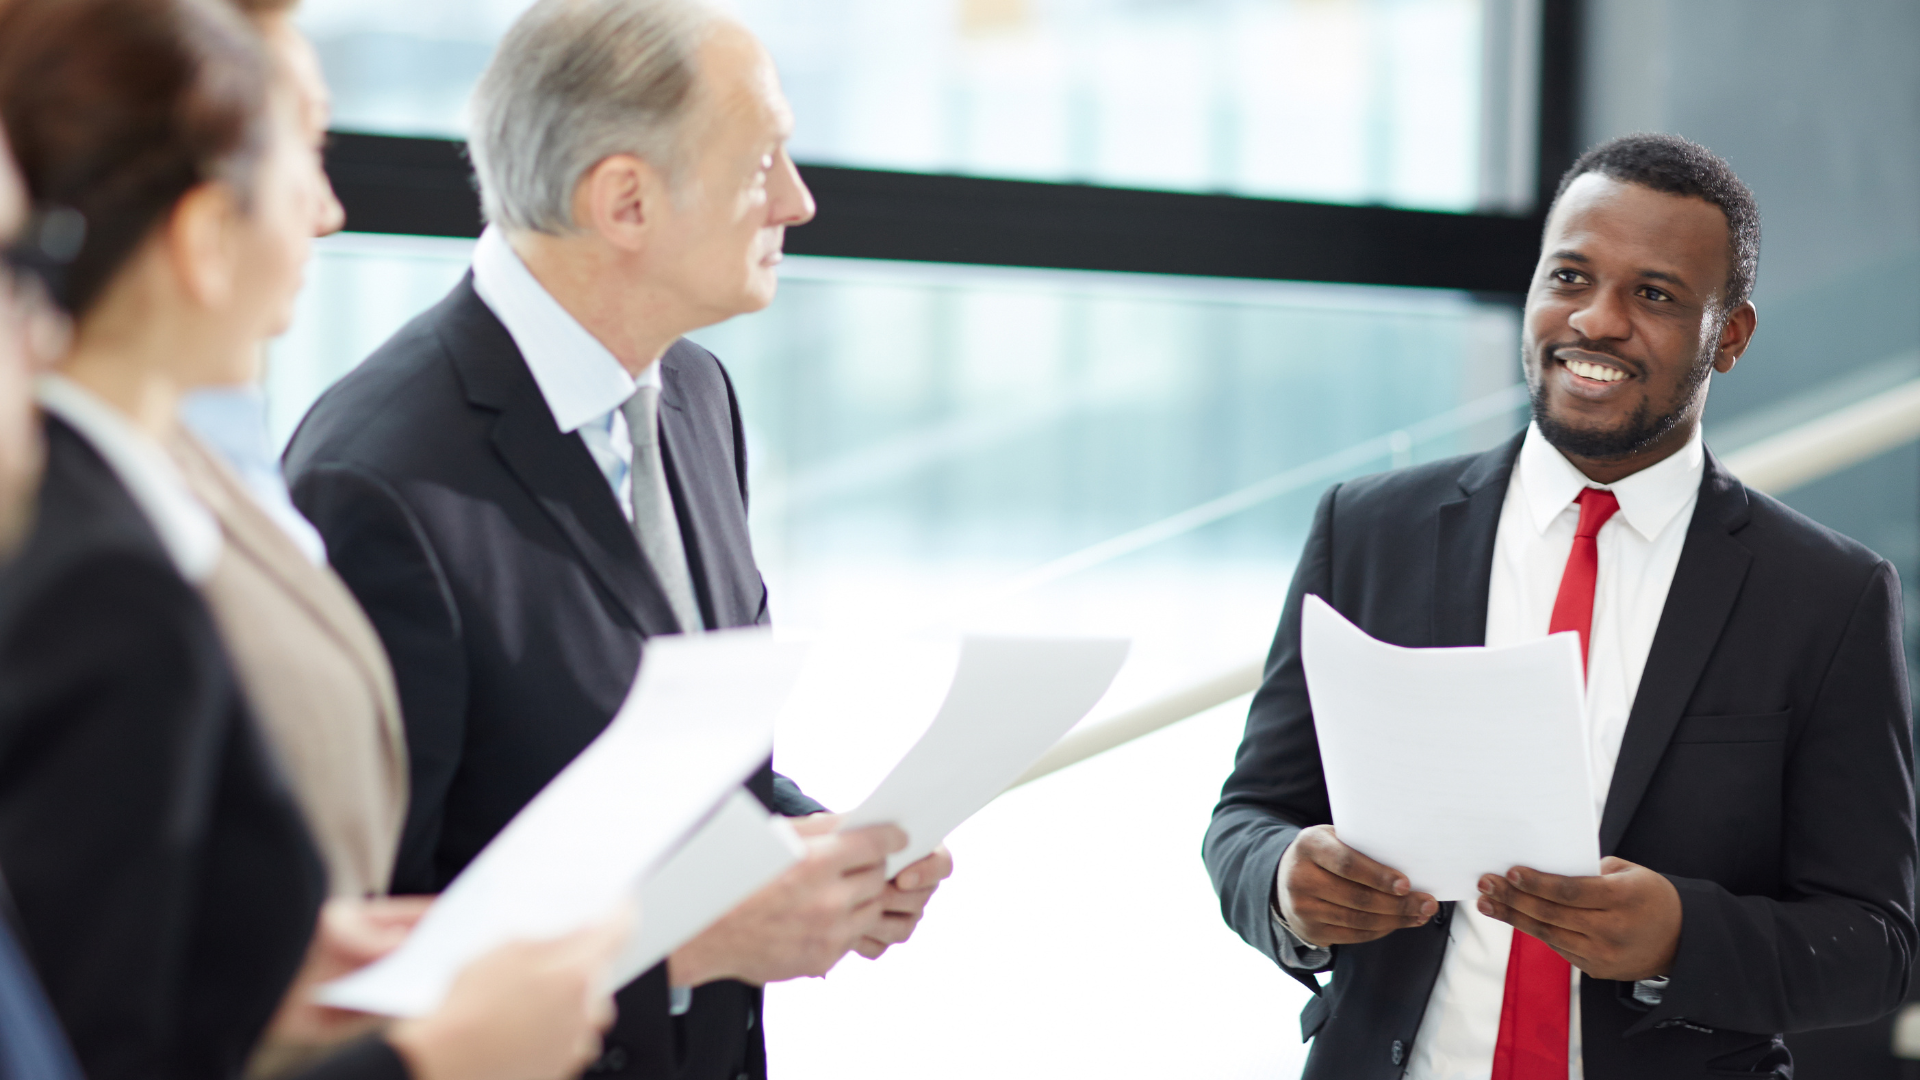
0,1,627,1078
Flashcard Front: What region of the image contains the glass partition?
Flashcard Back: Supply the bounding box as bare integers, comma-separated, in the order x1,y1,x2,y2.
265,232,1522,1078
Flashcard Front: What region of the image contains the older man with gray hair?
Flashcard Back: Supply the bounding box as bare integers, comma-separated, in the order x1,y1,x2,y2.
285,2,953,1076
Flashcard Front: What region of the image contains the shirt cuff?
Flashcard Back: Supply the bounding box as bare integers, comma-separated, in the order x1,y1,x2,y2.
1269,868,1333,970
669,985,693,1016
1272,914,1333,969
1632,975,1670,1006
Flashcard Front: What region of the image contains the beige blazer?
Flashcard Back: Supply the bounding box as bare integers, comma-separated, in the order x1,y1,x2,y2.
171,433,407,899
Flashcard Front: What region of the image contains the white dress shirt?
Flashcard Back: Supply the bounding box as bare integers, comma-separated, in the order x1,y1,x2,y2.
470,225,659,521
1404,422,1704,1080
37,374,222,583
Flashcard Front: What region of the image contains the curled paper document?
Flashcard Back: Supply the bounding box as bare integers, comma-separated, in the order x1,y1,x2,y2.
610,787,806,988
841,635,1131,877
319,629,809,1017
1301,595,1599,901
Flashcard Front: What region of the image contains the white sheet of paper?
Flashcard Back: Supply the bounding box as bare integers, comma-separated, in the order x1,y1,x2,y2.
1301,594,1599,901
319,629,809,1017
610,787,805,988
841,636,1130,876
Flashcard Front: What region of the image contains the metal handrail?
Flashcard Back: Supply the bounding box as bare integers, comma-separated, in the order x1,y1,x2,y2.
1007,376,1920,789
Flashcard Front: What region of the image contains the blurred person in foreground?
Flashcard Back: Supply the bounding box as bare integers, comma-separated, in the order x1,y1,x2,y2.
0,111,84,1080
0,0,628,1077
1206,134,1915,1079
285,1,951,1075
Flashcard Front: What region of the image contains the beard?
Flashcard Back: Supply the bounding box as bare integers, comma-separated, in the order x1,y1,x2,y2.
1529,335,1717,461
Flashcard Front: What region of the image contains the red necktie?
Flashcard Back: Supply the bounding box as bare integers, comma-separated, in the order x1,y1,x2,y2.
1489,487,1618,1080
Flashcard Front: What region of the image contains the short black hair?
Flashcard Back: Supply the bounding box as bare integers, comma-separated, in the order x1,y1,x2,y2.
1549,133,1761,312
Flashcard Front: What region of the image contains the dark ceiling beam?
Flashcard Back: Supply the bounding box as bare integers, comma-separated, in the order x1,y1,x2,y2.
324,131,1542,295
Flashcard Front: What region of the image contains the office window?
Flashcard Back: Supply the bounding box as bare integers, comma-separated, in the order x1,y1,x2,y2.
302,0,1540,213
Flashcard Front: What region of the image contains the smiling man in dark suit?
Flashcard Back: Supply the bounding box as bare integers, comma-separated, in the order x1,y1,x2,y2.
284,2,951,1077
1205,133,1916,1079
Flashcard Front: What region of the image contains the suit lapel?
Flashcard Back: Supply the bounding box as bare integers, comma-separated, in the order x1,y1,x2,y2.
439,277,682,638
1599,451,1752,853
1430,434,1523,648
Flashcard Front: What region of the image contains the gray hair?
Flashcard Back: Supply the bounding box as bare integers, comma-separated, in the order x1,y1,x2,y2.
469,0,720,234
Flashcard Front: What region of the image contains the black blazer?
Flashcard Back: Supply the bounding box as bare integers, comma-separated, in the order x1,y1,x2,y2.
0,418,329,1080
1205,432,1917,1079
285,277,822,1080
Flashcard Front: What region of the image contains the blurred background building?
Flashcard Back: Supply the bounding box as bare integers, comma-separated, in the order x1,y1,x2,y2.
279,1,1920,1076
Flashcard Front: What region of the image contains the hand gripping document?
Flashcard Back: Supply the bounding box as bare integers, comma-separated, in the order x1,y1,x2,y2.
606,635,1132,983
603,633,1131,989
318,629,810,1017
1301,595,1600,901
608,787,806,987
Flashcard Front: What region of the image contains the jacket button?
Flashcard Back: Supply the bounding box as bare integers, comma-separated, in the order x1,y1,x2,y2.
1434,904,1450,927
1391,1039,1404,1065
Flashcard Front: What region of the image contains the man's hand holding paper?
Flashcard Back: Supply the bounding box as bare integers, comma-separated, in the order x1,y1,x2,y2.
1477,857,1682,981
1276,825,1436,947
599,633,1116,998
667,822,906,987
787,813,955,961
854,844,953,960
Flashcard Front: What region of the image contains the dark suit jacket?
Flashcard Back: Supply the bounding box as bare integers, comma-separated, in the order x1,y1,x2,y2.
0,418,329,1080
1205,432,1917,1079
285,276,822,1080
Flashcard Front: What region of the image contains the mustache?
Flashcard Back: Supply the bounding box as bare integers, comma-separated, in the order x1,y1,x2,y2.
1545,339,1644,378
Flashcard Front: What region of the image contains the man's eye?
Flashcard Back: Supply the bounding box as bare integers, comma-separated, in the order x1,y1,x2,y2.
1551,269,1583,284
1639,286,1671,301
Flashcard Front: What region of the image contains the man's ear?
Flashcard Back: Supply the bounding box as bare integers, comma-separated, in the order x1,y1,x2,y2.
1713,300,1758,375
575,153,670,252
166,181,242,309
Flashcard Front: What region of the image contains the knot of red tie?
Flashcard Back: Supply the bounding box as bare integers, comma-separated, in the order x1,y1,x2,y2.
1573,486,1620,540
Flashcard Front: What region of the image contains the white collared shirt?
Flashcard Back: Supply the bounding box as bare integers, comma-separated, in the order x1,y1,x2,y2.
1405,422,1704,1080
37,373,222,583
470,225,658,521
